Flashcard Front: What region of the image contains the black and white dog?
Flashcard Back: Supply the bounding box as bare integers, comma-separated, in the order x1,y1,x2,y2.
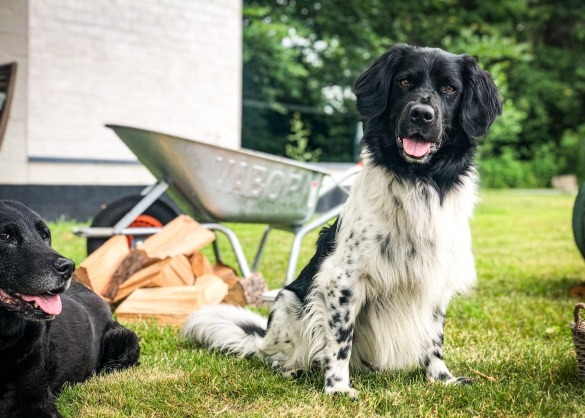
0,200,140,417
183,44,502,398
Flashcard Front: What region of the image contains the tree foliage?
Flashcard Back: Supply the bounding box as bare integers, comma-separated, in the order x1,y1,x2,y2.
242,0,585,187
285,112,322,162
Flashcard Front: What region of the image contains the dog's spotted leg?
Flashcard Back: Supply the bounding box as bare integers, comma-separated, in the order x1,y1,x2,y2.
258,290,304,378
420,307,473,385
320,273,363,400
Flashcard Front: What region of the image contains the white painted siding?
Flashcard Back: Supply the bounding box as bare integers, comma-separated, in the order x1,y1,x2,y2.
0,0,242,185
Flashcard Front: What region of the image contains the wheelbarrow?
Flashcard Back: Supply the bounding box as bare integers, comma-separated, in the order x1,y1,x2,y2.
74,125,360,285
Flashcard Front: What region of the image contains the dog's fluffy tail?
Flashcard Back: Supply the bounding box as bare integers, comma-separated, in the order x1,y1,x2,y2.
182,304,267,357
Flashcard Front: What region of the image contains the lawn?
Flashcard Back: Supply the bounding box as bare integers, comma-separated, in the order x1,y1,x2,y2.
50,189,585,417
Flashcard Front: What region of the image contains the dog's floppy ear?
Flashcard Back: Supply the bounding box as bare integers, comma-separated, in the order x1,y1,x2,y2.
353,44,411,119
460,55,503,138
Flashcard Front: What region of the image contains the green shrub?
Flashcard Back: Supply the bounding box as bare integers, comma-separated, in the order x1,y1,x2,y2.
478,145,559,188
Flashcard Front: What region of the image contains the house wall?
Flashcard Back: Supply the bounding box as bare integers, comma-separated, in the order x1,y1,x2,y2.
0,0,242,186
0,0,29,183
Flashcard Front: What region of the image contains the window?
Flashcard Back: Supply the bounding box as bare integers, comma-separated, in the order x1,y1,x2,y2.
0,62,17,149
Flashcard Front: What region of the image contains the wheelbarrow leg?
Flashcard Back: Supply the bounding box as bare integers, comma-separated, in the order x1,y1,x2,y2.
251,226,273,272
202,223,252,278
112,180,169,232
284,204,345,285
212,239,224,266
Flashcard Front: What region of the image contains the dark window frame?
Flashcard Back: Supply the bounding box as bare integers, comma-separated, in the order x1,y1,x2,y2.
0,62,18,149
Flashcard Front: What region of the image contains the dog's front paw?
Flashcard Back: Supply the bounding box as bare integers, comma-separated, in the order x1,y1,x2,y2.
324,384,359,400
280,368,301,378
444,376,474,385
271,361,299,378
427,369,474,385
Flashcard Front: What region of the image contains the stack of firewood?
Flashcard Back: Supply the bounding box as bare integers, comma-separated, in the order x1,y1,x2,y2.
72,215,268,326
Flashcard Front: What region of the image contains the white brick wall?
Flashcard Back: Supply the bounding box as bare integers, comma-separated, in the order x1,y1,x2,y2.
0,0,242,185
0,0,29,182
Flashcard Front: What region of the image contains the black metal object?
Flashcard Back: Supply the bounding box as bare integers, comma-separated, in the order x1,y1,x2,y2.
0,62,17,149
573,182,585,259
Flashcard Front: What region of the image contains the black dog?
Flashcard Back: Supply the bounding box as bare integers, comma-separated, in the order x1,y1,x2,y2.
0,200,140,417
184,45,501,398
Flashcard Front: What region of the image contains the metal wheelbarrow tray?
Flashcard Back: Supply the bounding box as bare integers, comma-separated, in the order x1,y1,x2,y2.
75,125,359,285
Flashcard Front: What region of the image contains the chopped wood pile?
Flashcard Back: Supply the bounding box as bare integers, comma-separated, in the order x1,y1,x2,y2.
72,215,268,326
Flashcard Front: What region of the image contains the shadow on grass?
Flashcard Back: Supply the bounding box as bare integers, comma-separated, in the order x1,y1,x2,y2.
514,275,585,300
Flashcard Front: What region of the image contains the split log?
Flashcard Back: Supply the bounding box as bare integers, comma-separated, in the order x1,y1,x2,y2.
211,263,246,306
213,262,238,281
112,260,159,303
221,277,246,306
151,254,194,287
139,215,215,259
115,276,228,327
102,215,214,300
115,286,203,327
192,274,231,306
190,252,214,278
113,255,194,303
102,249,158,300
73,235,129,295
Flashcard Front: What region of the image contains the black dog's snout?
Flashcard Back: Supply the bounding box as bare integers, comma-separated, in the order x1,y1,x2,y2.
410,104,435,124
53,257,75,279
48,283,69,295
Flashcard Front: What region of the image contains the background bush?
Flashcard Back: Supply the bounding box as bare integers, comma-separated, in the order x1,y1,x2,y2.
242,0,585,187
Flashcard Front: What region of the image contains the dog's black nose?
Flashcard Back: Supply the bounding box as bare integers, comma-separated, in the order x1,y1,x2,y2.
54,257,75,279
410,104,435,124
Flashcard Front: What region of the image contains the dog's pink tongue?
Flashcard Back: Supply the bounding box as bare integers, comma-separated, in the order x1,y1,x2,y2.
402,137,431,157
21,294,62,315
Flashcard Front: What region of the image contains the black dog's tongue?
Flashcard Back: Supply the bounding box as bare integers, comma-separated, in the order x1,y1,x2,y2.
21,294,62,315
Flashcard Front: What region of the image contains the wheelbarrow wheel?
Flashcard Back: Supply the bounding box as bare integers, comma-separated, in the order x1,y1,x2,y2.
87,195,179,255
573,182,585,260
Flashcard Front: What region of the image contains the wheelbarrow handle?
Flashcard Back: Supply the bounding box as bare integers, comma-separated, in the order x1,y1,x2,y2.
318,165,363,198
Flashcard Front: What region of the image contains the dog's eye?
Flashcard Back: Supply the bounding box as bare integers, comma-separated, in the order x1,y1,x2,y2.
40,231,50,241
399,79,411,88
442,85,456,94
0,233,9,241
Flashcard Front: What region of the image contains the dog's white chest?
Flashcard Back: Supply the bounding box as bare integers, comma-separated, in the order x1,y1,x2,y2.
337,165,477,295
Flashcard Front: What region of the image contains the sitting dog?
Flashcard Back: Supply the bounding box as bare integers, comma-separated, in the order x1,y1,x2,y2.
183,44,502,398
0,200,140,417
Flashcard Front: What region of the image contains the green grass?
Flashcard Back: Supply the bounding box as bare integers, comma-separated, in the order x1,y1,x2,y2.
50,190,585,417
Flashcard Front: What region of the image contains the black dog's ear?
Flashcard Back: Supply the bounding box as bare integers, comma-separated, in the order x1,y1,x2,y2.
353,44,412,119
460,55,503,138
